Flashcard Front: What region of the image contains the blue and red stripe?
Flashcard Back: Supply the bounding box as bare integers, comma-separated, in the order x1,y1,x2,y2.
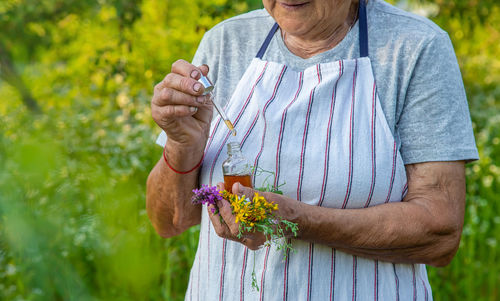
421,279,428,301
306,243,315,301
384,141,398,203
393,264,400,301
412,264,417,301
364,82,377,208
253,65,288,182
330,249,336,301
260,246,271,301
236,105,268,300
352,256,357,301
342,60,358,209
275,72,304,189
374,260,379,301
278,73,304,301
219,239,227,301
283,239,291,301
241,112,260,148
401,182,408,200
297,65,322,301
318,60,344,207
297,64,322,201
239,247,248,301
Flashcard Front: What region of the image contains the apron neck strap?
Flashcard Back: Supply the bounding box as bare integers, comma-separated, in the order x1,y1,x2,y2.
358,0,369,57
256,22,279,59
256,0,369,59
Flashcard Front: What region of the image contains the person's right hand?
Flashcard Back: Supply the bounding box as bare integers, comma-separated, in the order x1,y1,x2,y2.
152,59,213,148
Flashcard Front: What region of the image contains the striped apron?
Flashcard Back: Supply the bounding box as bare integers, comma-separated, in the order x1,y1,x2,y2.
188,1,432,300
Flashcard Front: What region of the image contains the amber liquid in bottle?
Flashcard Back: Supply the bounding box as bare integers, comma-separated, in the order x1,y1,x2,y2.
224,174,253,192
222,142,252,192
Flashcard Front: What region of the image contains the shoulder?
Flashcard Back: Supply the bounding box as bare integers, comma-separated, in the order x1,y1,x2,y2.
371,0,446,36
367,0,455,81
369,0,449,48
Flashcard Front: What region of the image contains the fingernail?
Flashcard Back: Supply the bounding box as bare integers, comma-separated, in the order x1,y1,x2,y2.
196,96,205,103
190,106,197,113
191,70,199,78
193,83,202,92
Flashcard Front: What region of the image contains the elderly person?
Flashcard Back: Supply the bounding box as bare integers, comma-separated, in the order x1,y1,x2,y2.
147,0,478,300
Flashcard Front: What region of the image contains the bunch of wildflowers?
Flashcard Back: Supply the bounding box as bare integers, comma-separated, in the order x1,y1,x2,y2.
221,190,298,253
192,185,298,291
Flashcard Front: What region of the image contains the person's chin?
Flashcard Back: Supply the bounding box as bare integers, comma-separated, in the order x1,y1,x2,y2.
277,18,310,36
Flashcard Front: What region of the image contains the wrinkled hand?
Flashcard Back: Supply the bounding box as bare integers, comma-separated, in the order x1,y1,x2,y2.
151,59,213,147
207,182,299,250
208,183,266,250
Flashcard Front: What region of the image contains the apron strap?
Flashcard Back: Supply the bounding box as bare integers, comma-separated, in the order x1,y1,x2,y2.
359,0,369,57
256,0,369,58
256,22,279,59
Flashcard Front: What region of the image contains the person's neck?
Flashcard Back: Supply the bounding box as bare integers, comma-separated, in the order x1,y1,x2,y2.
282,1,360,59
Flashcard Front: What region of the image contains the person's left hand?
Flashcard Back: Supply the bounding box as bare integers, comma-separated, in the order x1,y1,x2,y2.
207,182,299,250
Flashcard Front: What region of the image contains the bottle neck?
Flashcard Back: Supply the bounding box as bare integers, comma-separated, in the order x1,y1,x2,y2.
227,142,243,156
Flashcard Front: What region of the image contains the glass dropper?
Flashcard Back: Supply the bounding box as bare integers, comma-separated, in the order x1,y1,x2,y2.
198,75,237,136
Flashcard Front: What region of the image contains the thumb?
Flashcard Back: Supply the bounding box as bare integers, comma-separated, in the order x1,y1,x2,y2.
234,182,255,199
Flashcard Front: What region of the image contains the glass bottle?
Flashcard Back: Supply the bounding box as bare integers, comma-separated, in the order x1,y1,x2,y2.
222,142,253,191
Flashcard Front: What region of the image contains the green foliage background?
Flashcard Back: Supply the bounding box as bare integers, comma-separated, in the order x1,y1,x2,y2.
0,0,498,300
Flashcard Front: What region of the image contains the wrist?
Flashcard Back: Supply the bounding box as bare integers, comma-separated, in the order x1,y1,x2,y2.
277,198,304,239
163,140,205,174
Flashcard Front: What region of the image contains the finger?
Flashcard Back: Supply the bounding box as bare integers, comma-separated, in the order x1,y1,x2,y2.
207,205,231,237
208,202,262,249
217,182,226,192
153,85,208,107
191,101,214,125
216,198,240,237
172,59,205,81
153,103,198,118
208,203,228,228
153,62,209,93
199,64,209,77
234,182,256,198
163,72,206,96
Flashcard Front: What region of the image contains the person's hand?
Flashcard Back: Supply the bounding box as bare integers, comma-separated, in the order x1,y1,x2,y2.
208,182,266,250
152,60,213,147
207,182,299,250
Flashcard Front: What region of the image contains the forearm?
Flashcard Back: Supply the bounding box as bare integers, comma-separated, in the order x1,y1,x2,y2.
291,162,465,267
146,142,203,238
294,201,457,266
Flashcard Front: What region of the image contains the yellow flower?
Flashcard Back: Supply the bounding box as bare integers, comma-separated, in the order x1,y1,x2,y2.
222,190,278,228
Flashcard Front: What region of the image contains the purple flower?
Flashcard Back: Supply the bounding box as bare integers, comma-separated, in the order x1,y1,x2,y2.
191,184,223,210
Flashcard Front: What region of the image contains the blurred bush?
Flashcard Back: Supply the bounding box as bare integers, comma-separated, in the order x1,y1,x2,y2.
0,0,498,300
0,1,262,299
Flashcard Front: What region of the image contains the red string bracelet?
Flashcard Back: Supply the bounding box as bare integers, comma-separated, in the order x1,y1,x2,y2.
163,146,204,174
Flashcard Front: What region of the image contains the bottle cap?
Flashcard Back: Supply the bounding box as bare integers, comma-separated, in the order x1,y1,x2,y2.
198,76,214,95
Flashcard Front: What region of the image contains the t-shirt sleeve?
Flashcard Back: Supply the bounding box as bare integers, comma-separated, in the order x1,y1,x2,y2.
397,32,479,164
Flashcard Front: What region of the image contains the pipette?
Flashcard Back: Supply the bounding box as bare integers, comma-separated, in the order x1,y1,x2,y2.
198,75,237,136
